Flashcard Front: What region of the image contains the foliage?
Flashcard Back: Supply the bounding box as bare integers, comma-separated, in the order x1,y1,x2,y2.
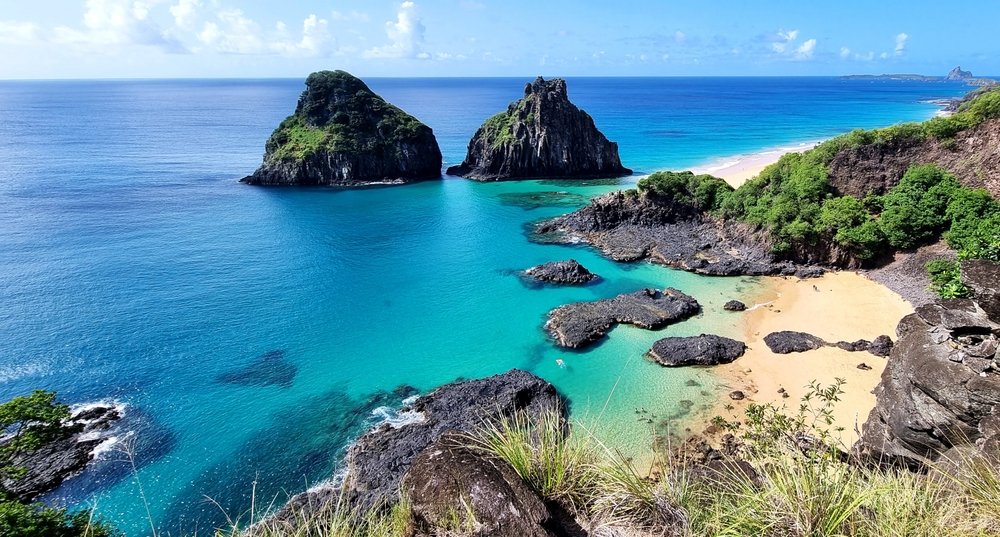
482,110,517,149
0,390,72,482
926,259,971,299
0,501,119,537
637,171,734,212
877,164,960,249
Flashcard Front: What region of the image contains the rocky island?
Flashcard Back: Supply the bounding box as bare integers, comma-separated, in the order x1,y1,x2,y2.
446,77,631,180
242,70,442,186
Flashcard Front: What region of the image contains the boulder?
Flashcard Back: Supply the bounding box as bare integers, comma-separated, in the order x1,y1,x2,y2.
763,331,827,354
404,432,554,537
243,70,442,186
868,335,894,357
854,297,1000,468
647,334,747,367
447,77,631,180
723,300,747,312
1,404,121,501
962,260,1000,322
523,259,598,285
266,369,565,523
835,339,871,352
545,288,700,349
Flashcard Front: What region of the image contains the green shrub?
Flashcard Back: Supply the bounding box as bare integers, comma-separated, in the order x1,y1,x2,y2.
637,171,734,212
0,501,119,537
878,165,959,249
926,259,971,299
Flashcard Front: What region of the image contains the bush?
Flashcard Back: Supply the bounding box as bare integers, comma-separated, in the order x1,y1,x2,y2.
878,165,959,249
637,171,734,212
926,259,971,298
0,500,119,537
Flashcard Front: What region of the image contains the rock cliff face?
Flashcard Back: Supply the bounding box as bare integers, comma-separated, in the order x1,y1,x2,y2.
946,66,974,81
827,118,1000,200
855,262,1000,469
243,70,442,186
447,77,631,180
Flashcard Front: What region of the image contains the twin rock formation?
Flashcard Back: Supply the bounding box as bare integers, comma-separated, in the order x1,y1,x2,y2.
243,71,628,186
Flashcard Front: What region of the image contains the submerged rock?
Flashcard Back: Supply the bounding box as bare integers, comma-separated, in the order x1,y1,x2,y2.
1,404,122,502
243,70,442,186
216,349,297,388
404,432,554,537
648,334,747,367
523,259,598,285
545,288,701,349
763,331,827,354
447,77,631,180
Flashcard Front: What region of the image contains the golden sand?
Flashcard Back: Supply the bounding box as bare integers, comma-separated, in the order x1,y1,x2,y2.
705,271,913,447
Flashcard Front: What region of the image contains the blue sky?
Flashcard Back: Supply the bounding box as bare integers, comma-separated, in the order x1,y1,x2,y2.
1,0,997,79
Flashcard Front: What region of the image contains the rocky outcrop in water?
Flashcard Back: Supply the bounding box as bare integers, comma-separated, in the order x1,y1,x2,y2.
723,300,747,312
243,70,442,186
447,77,631,180
855,265,1000,468
534,190,825,278
545,288,700,349
648,335,746,367
1,404,121,501
523,259,598,285
262,370,564,527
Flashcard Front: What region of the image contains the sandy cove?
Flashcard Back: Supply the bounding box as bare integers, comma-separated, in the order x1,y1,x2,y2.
704,271,913,448
691,141,818,187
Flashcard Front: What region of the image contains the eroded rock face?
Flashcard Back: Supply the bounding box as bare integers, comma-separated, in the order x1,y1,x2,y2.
523,259,598,285
648,335,747,367
243,70,442,186
545,288,700,349
855,297,1000,468
534,190,826,277
265,369,565,525
763,331,827,354
1,404,121,502
447,77,631,180
404,433,554,537
962,260,1000,322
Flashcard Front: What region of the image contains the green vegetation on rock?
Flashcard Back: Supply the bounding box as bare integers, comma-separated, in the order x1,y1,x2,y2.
637,171,734,212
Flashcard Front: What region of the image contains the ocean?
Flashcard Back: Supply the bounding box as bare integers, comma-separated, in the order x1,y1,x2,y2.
0,77,969,534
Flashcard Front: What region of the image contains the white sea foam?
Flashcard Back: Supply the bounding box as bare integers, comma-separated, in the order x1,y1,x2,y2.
369,404,426,429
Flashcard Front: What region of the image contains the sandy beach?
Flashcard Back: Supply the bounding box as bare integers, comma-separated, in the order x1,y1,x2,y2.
691,141,820,188
704,271,913,448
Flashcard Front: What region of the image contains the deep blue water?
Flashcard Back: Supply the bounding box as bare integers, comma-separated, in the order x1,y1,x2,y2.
0,77,969,534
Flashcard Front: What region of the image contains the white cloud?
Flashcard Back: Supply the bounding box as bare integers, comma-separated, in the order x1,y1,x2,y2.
169,0,201,29
331,10,369,22
674,31,686,43
894,32,908,56
840,47,851,59
0,20,40,44
880,51,889,59
270,14,332,57
364,1,426,59
795,38,816,60
771,29,799,53
55,0,187,53
197,8,262,54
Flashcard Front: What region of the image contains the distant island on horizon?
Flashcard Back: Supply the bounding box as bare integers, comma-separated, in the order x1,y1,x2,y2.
841,65,998,86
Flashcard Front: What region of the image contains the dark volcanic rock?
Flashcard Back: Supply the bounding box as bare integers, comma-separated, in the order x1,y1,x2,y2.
447,77,631,180
523,259,598,285
216,349,296,388
763,331,827,354
723,300,747,312
545,288,700,349
243,70,442,186
648,334,747,367
1,404,121,502
404,432,554,537
267,369,564,523
836,339,871,352
855,296,1000,468
534,190,826,277
868,335,894,357
962,260,1000,322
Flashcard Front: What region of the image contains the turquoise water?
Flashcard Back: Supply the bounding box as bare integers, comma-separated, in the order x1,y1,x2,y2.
0,77,969,534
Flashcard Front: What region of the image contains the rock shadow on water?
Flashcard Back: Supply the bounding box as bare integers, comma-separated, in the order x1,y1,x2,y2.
497,190,592,211
158,386,416,534
216,349,297,389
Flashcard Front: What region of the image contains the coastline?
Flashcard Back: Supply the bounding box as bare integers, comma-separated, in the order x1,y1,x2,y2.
689,140,821,187
701,271,913,448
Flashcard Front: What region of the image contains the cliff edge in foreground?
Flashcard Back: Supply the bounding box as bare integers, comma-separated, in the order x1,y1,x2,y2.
243,70,442,186
447,77,631,180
